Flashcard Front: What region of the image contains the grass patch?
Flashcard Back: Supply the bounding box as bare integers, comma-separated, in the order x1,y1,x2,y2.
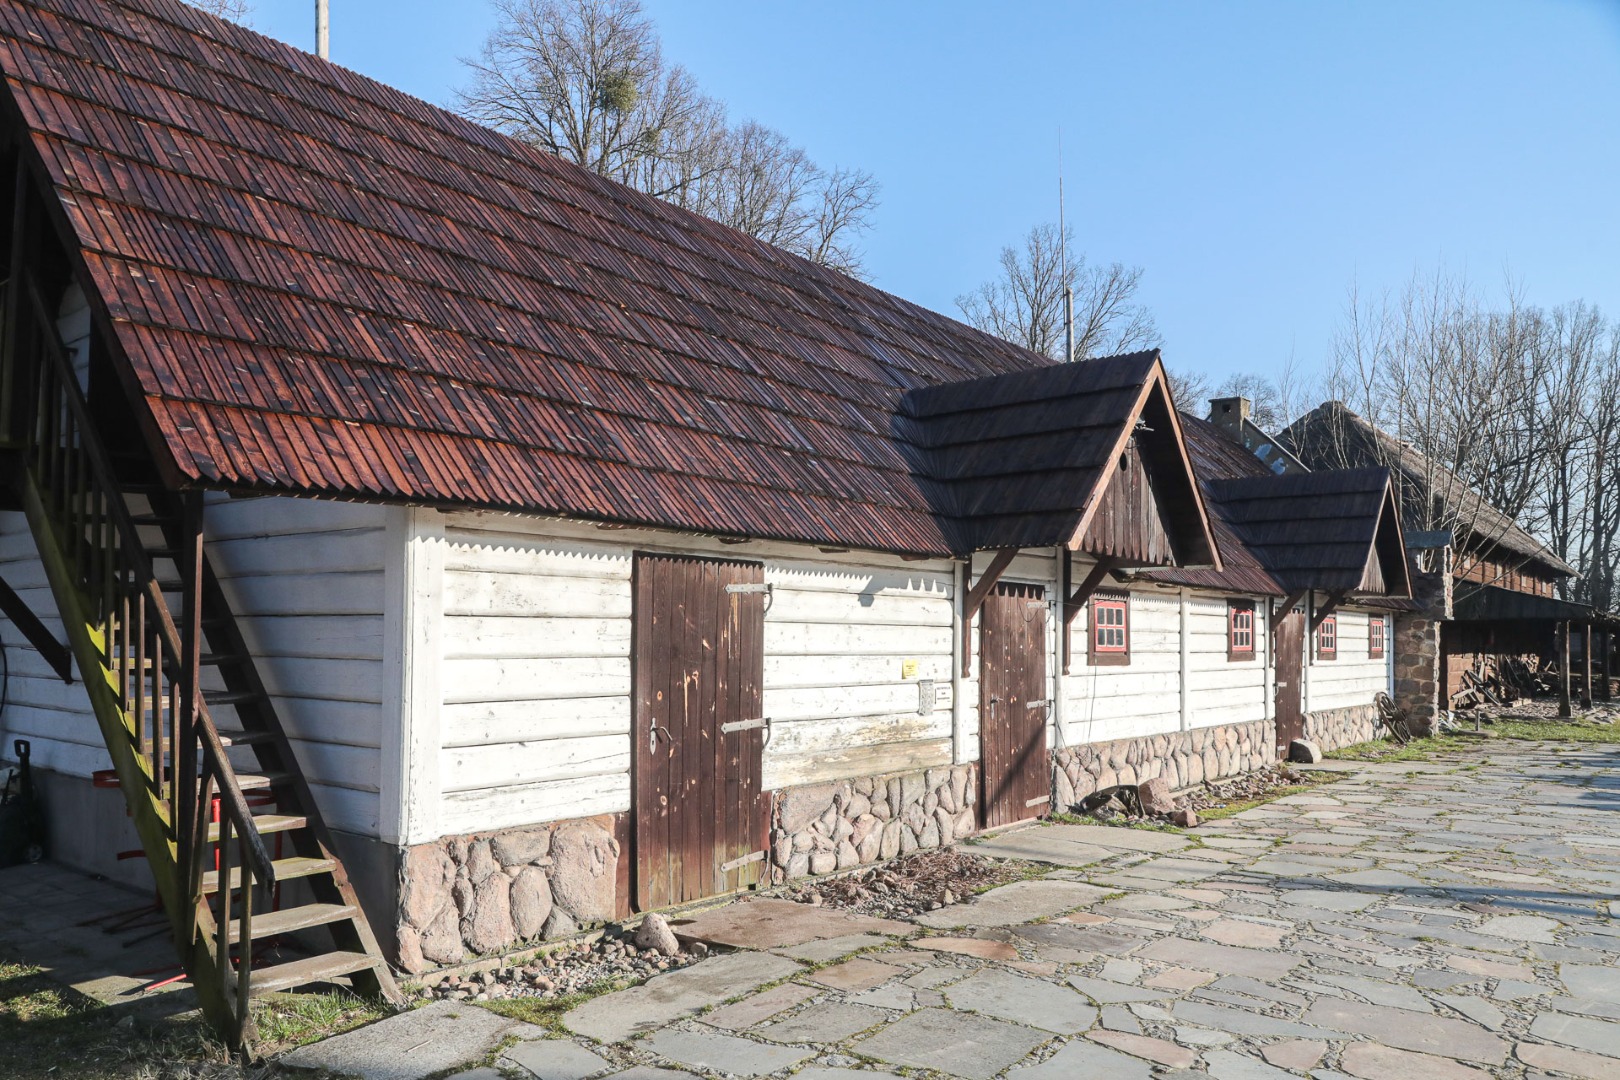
478,987,609,1037
1488,719,1620,743
1324,735,1459,762
1195,783,1319,821
251,989,391,1053
0,955,234,1079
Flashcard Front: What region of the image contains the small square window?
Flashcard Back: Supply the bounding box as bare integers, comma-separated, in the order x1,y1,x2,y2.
1089,592,1130,666
1369,617,1386,659
1316,614,1338,661
1228,601,1255,660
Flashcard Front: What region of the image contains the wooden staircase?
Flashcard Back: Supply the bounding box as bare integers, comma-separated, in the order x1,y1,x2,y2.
2,269,399,1044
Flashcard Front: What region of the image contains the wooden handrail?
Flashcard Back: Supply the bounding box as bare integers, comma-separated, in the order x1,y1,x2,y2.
20,273,275,890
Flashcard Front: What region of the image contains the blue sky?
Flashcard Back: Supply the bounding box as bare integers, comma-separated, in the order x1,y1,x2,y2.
247,1,1620,392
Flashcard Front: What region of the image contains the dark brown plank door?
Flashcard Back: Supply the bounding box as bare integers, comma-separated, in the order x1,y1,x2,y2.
979,582,1049,829
632,554,769,910
1273,605,1305,758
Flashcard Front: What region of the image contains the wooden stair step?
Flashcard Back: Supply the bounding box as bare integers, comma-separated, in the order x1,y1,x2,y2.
203,854,334,893
220,902,357,944
204,689,265,707
206,813,306,842
216,728,276,748
248,950,379,996
235,771,291,791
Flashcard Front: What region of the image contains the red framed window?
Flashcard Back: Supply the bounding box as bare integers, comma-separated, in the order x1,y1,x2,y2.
1316,614,1338,661
1089,592,1130,665
1369,616,1386,659
1228,601,1256,660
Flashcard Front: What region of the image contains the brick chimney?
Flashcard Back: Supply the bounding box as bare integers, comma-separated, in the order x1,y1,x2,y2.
1208,397,1251,445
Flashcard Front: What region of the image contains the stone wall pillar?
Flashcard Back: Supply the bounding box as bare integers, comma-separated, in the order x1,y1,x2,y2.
1392,559,1452,736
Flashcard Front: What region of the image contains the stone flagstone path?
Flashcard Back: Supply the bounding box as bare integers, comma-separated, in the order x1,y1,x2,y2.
409,743,1620,1078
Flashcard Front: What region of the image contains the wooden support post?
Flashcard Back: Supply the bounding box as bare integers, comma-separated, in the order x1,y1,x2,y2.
961,547,1017,671
1594,628,1607,705
1062,555,1117,674
1559,620,1573,719
176,491,203,925
1583,621,1594,709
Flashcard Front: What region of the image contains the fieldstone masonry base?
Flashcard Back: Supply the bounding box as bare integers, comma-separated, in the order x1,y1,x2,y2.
1051,719,1274,812
394,815,621,974
1304,703,1379,752
770,765,978,881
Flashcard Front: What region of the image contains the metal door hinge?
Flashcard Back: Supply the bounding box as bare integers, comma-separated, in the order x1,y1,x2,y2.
725,582,771,595
1025,795,1051,808
720,717,768,734
1026,698,1052,710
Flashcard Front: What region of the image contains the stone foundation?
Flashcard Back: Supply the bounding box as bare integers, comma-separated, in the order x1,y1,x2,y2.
769,765,978,881
394,814,622,974
1304,703,1378,752
1051,719,1275,812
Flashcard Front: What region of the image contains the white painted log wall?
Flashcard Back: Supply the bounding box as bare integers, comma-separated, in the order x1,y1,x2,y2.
430,513,960,840
204,495,391,837
1185,591,1270,729
0,513,104,776
1060,587,1182,744
1307,608,1390,713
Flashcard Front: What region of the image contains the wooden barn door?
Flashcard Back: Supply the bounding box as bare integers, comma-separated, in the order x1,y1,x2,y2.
979,582,1050,828
1274,605,1305,758
632,554,769,910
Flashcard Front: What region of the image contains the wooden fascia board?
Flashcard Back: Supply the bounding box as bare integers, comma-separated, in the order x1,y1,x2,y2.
961,546,1018,670
1375,480,1414,598
1064,364,1222,571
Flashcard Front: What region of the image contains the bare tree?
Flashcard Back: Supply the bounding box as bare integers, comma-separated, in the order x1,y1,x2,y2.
460,0,878,273
187,0,251,22
1166,367,1212,412
955,223,1158,361
1305,267,1620,605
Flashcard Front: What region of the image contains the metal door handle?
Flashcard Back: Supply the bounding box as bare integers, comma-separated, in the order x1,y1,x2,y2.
649,724,671,753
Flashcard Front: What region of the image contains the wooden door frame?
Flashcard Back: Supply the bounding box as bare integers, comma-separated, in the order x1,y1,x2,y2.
630,552,768,911
1272,602,1305,758
978,581,1049,829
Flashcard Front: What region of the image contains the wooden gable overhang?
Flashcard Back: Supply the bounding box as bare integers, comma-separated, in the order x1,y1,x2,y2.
902,351,1221,570
1210,467,1414,607
1361,479,1412,599
1067,363,1220,572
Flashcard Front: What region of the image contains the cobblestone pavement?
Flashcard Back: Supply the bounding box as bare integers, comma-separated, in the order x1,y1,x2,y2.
453,743,1620,1079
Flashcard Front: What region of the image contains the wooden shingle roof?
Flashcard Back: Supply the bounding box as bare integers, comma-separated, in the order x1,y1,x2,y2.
1145,416,1411,600
0,0,1124,556
1212,468,1410,597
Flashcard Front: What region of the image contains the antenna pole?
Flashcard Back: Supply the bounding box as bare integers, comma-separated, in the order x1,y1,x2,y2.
316,0,329,59
1059,129,1074,363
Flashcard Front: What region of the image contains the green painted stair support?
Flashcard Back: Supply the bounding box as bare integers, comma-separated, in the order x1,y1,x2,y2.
6,268,399,1046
